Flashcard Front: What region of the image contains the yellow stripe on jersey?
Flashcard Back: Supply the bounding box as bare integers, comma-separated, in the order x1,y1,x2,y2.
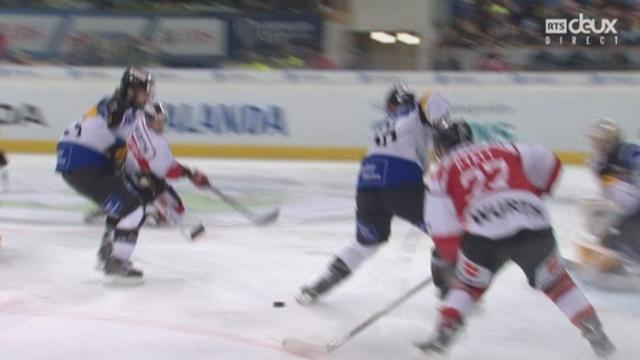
601,174,622,187
82,106,98,120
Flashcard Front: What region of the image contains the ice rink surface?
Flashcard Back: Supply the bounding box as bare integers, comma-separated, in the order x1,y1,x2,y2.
1,154,639,360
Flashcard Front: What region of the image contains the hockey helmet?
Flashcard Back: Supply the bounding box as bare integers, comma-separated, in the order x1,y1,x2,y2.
433,119,473,158
386,82,416,116
119,67,155,107
589,118,620,155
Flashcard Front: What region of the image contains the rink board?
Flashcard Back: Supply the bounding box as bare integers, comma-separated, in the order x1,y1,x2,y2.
1,67,639,164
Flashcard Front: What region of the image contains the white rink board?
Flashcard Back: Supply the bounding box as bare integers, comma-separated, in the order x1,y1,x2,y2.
1,66,639,154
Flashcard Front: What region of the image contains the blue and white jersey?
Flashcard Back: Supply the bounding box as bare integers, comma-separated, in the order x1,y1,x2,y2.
591,141,640,216
357,106,432,189
357,91,451,189
55,98,139,173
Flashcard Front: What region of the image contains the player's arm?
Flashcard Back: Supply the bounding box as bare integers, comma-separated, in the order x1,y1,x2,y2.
516,142,562,195
146,137,210,189
618,143,640,175
425,177,463,263
164,162,210,188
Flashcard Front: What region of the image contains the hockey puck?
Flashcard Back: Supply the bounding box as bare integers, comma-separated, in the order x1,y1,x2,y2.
273,301,286,308
189,223,205,240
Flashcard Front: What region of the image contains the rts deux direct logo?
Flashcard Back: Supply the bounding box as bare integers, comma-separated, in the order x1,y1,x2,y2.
545,13,619,46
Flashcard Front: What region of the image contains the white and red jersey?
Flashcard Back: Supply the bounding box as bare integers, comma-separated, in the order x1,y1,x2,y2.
426,142,561,243
125,116,185,180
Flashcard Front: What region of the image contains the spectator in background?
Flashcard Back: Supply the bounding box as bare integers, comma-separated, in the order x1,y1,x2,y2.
0,31,7,61
306,48,338,70
432,47,462,71
602,49,633,70
239,50,271,71
346,50,372,70
10,49,32,65
525,50,559,71
518,17,543,44
475,48,512,72
562,50,595,71
271,43,305,69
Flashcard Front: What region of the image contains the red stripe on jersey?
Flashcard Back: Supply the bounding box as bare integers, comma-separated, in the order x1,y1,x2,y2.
128,137,151,172
542,156,562,194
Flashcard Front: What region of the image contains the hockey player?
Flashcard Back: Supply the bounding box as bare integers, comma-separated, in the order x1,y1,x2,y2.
582,119,640,267
56,67,154,279
296,84,454,304
416,120,615,358
125,102,211,227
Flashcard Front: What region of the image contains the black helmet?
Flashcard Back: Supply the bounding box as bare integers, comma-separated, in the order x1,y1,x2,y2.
119,67,154,101
386,83,416,114
433,120,473,157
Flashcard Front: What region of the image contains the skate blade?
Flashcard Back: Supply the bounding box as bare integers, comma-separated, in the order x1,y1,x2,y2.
411,343,448,360
282,338,329,359
294,292,317,306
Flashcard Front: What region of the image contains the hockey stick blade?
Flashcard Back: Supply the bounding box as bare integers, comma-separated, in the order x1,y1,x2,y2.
252,207,280,226
283,277,433,357
281,338,329,359
208,185,280,226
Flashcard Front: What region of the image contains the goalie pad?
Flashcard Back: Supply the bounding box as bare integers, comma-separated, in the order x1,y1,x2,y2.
573,239,624,272
580,198,623,239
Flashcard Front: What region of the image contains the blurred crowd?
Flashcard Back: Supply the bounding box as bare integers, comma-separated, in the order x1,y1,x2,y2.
2,0,640,71
0,0,349,69
0,0,330,13
435,0,640,71
445,0,639,47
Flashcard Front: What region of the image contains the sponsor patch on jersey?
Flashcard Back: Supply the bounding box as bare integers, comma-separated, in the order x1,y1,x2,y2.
358,158,388,187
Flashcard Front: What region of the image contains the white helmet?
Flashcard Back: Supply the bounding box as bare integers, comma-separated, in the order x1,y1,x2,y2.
589,118,620,154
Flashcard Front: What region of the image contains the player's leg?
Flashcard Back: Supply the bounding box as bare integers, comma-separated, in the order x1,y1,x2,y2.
417,233,506,354
296,189,392,304
382,183,455,298
96,215,118,267
95,175,145,278
510,228,615,358
64,170,145,278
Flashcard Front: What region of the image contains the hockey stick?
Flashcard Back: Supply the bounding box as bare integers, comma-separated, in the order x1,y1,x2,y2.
282,276,433,357
208,185,280,226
